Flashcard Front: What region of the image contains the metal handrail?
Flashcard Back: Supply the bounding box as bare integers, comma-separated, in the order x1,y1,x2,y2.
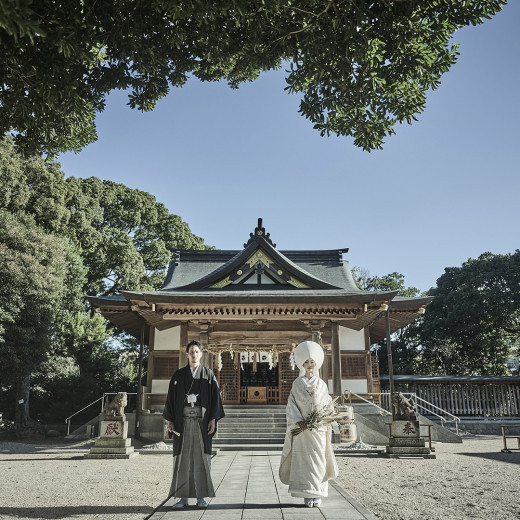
64,392,138,436
342,390,461,435
64,396,104,436
343,390,392,416
412,394,460,435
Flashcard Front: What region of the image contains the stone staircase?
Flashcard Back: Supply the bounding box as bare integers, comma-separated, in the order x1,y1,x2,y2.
214,405,287,451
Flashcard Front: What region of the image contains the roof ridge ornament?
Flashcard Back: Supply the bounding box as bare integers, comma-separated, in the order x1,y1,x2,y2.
244,218,276,248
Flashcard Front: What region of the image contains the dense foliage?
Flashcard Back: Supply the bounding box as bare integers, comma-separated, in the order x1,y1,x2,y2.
352,268,423,374
0,139,208,429
0,139,207,296
419,252,520,375
0,0,507,156
356,253,520,377
0,211,80,428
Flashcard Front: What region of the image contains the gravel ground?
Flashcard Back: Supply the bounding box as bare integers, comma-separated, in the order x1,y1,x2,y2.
335,435,520,520
0,439,168,520
1,435,519,520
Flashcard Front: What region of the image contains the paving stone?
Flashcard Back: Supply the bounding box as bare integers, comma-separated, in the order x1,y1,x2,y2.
161,511,204,520
242,510,283,519
206,502,244,510
146,451,379,520
202,513,242,519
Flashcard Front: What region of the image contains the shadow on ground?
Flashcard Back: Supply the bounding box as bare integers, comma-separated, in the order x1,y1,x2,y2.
0,506,154,518
0,440,94,455
460,451,520,465
0,456,85,462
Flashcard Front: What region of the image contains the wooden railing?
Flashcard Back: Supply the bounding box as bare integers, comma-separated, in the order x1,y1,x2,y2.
267,386,280,404
381,377,520,417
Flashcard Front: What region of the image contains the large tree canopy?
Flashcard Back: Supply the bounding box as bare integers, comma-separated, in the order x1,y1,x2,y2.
354,257,520,376
0,138,208,295
0,210,83,429
0,138,209,429
0,0,506,156
418,251,520,375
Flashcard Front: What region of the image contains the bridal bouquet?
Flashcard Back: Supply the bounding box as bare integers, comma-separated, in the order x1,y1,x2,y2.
291,398,349,436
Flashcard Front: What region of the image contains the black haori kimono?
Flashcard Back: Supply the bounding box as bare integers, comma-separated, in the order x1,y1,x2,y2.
163,364,225,499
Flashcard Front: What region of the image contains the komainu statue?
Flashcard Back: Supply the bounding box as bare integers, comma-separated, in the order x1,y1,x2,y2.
391,392,417,419
102,392,128,419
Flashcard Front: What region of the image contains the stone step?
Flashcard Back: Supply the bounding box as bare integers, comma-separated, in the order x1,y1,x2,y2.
88,446,136,454
217,405,287,446
219,425,285,430
219,420,286,426
218,423,286,434
385,446,431,454
224,405,286,409
214,437,284,444
222,419,286,424
222,416,286,421
215,444,284,451
84,452,139,459
222,413,286,419
217,431,284,438
223,411,286,414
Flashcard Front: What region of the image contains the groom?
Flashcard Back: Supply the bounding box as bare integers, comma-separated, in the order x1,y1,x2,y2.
163,340,225,509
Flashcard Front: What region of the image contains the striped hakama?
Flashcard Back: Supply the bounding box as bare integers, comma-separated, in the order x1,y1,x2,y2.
168,407,215,499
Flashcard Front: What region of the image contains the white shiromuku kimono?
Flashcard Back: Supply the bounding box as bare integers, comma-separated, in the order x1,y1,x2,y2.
279,375,338,498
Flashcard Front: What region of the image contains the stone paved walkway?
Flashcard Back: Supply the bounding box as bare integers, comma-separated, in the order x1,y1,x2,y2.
147,450,378,520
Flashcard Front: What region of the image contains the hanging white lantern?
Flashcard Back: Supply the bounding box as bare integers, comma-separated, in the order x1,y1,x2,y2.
218,352,223,371
289,351,296,371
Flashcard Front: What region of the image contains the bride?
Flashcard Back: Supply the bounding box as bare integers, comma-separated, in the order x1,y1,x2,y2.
279,341,338,507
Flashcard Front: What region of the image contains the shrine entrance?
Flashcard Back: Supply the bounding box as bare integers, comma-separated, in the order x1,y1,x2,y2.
216,349,299,405
241,354,278,404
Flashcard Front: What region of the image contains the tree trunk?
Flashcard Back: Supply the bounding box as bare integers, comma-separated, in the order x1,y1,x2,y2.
14,372,37,431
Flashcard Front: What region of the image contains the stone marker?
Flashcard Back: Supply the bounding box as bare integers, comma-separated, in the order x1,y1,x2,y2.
84,392,138,459
385,392,435,459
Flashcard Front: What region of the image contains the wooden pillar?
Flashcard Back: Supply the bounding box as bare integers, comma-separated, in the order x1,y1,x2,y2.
331,322,342,397
179,323,188,368
312,329,329,387
146,326,156,388
320,351,330,389
385,309,395,398
135,324,146,440
364,327,373,393
310,322,329,387
200,323,210,367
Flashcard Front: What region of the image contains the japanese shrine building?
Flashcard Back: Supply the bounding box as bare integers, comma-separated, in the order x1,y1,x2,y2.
89,219,431,407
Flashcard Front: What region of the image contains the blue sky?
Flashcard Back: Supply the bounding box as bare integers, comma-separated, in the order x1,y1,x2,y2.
59,2,519,294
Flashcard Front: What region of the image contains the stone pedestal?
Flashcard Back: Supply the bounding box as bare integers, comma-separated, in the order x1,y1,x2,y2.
385,419,435,459
84,418,138,459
